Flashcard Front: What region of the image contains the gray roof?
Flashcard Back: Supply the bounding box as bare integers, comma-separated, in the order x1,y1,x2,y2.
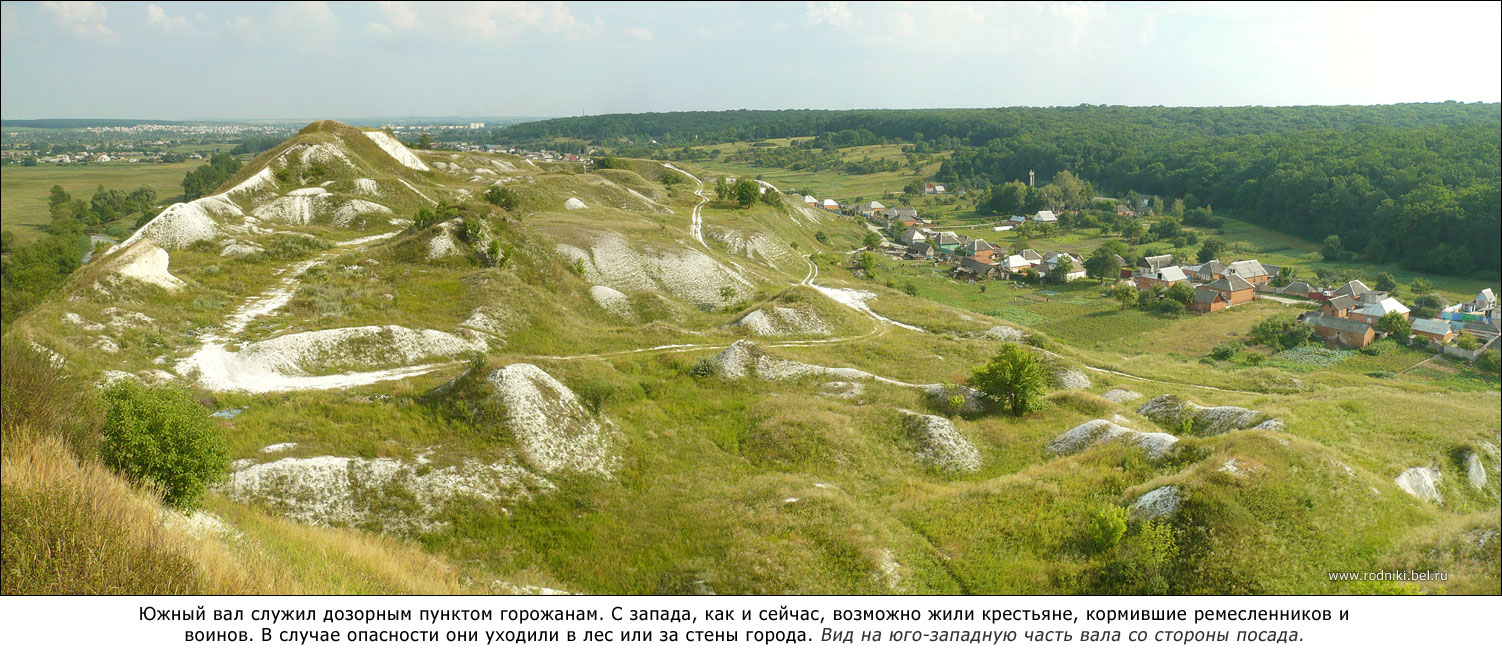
1410,318,1453,335
1224,259,1268,279
1194,287,1223,305
958,257,995,274
1325,294,1357,310
1020,249,1043,261
1333,280,1371,298
1283,281,1313,294
1204,274,1253,292
1140,254,1174,271
908,242,934,255
1301,313,1373,334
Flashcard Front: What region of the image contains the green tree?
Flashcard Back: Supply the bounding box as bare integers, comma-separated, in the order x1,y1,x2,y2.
99,382,228,510
1088,506,1128,552
48,185,71,209
1477,349,1500,373
1165,282,1196,306
1374,272,1399,292
714,176,732,202
1409,277,1434,295
1322,234,1343,262
968,343,1048,416
862,232,882,249
734,179,760,208
1197,237,1227,264
981,181,1027,216
418,133,433,149
1085,246,1120,282
858,251,877,276
1376,311,1411,337
1111,283,1137,309
1043,260,1069,285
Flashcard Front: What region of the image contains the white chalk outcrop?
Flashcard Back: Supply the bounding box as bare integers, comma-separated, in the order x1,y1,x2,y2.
589,286,636,321
1130,486,1181,520
220,455,550,531
1048,419,1179,460
735,306,830,337
1395,466,1443,504
363,130,430,171
102,238,183,290
899,410,982,473
1137,394,1270,435
564,198,588,210
487,364,619,477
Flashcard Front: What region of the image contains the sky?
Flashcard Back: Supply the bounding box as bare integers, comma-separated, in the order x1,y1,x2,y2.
1,1,1499,120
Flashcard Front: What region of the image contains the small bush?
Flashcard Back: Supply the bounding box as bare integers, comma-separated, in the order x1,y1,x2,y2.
1478,349,1500,373
689,356,721,379
1242,352,1266,366
99,382,228,510
1210,342,1242,361
1088,506,1128,552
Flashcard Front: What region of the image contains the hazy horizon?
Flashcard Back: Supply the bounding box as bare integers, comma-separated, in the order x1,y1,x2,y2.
2,1,1500,120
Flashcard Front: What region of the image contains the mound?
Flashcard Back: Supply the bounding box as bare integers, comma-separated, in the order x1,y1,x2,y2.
362,130,430,171
101,238,183,290
253,190,330,225
1102,389,1142,404
899,410,982,472
1395,467,1443,504
117,197,232,250
1048,419,1179,460
983,326,1026,342
920,384,987,414
1053,367,1091,390
556,234,755,307
178,325,484,392
487,364,619,476
220,455,549,531
1130,486,1180,520
735,306,830,337
588,285,636,321
1137,394,1269,435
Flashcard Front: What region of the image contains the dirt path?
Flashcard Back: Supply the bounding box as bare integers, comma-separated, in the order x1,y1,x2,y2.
662,163,706,246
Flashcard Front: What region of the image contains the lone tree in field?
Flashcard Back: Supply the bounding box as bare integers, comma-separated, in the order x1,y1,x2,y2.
1085,246,1119,282
969,343,1049,416
863,232,882,250
1110,284,1137,309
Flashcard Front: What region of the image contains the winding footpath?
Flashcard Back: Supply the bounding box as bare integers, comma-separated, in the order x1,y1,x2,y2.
661,163,707,246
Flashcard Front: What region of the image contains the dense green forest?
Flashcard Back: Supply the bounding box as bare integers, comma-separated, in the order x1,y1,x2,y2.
497,104,1500,274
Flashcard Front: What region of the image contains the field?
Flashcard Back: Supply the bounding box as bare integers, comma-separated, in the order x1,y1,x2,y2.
1,161,200,243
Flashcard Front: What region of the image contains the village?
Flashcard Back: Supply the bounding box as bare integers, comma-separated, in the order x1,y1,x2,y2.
800,195,1501,360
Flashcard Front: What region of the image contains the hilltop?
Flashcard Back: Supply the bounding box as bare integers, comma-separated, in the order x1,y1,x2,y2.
3,120,1497,595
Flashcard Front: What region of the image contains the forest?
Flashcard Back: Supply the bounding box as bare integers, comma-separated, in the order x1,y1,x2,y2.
495,103,1501,275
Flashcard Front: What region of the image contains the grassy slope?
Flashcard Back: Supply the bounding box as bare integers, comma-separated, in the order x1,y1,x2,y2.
5,126,1497,595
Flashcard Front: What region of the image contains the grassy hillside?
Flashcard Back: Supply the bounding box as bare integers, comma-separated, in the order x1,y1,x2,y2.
3,121,1496,595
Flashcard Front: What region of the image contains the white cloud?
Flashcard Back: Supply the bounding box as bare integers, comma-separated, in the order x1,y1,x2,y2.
624,26,652,41
803,1,853,28
145,4,187,32
40,1,119,44
364,21,393,37
270,1,340,51
379,1,422,30
448,1,592,40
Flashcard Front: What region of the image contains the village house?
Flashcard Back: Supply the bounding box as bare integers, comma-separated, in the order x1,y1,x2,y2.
1135,265,1189,290
1019,249,1044,266
1280,281,1317,299
962,239,998,259
1186,259,1227,282
1320,294,1358,318
1188,274,1256,313
1190,287,1228,314
1301,313,1376,348
1031,210,1059,224
932,231,964,255
1410,318,1456,344
906,242,935,260
1115,204,1136,217
1222,260,1270,286
1350,293,1411,325
897,228,927,246
1138,254,1174,274
1001,253,1034,275
883,207,919,223
1041,254,1087,281
821,198,840,212
802,194,817,206
923,183,948,194
1331,280,1372,300
854,200,886,218
954,256,999,280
